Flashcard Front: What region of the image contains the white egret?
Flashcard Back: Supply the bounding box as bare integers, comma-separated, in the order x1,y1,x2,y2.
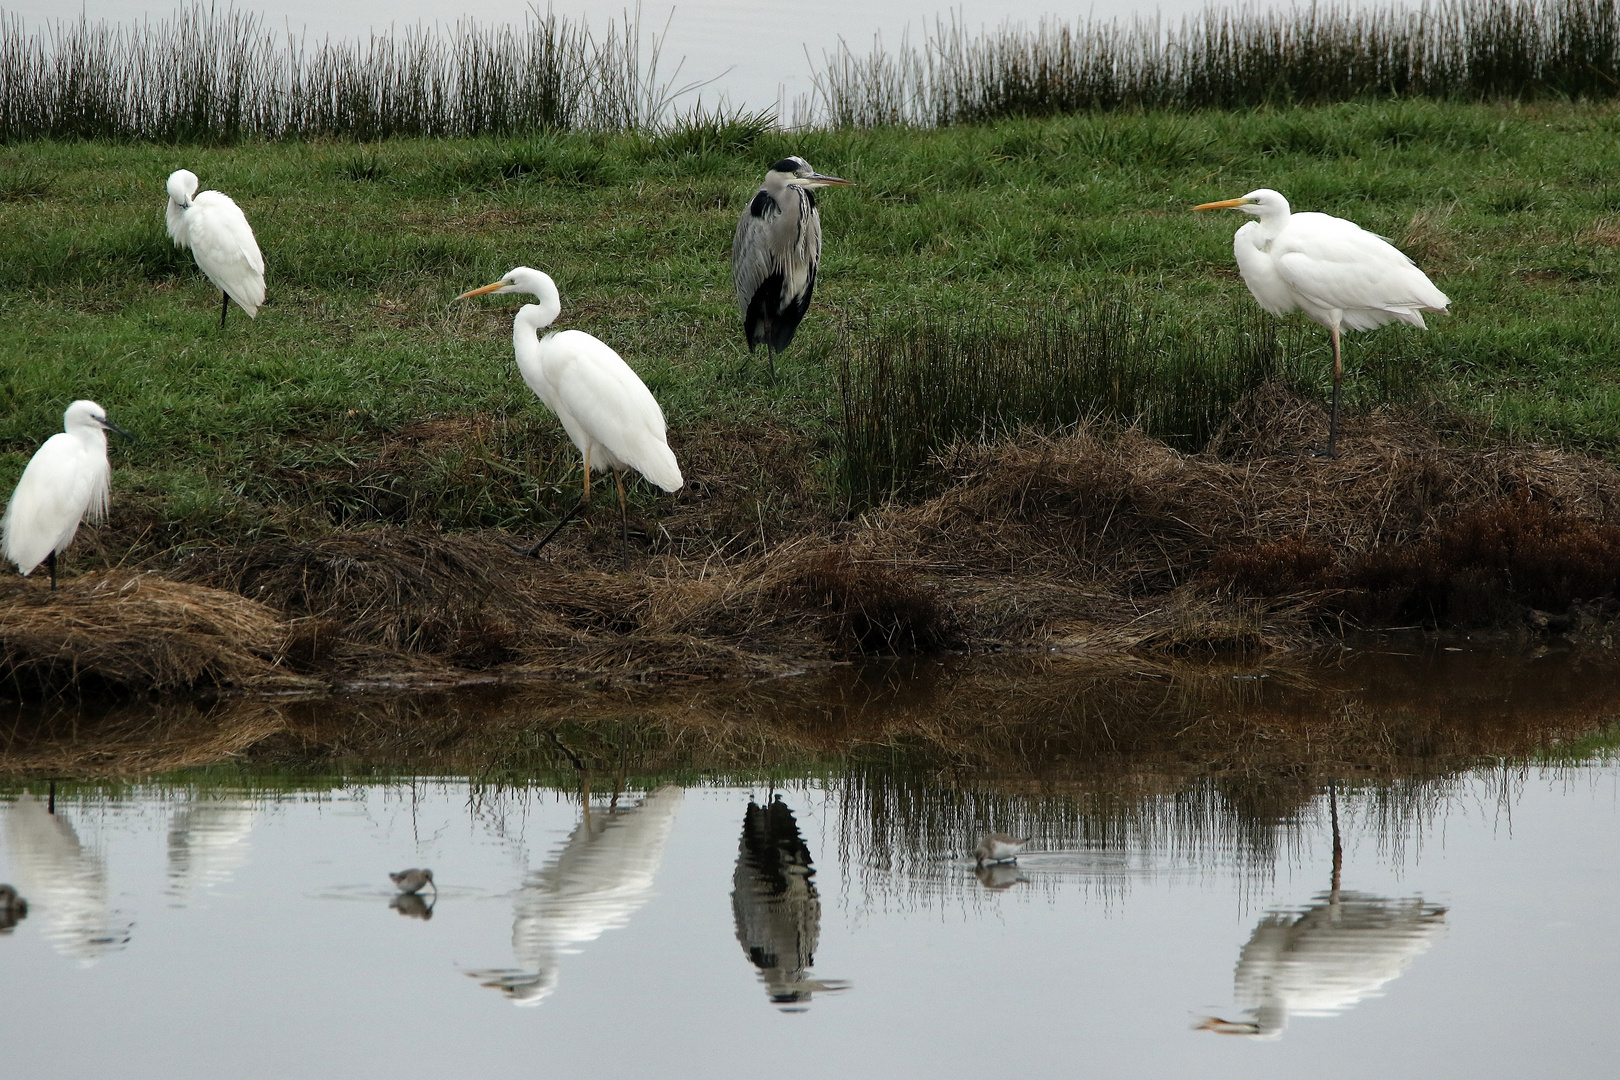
974,833,1030,865
166,169,266,327
457,266,683,556
1,400,133,590
1194,188,1449,456
732,156,853,380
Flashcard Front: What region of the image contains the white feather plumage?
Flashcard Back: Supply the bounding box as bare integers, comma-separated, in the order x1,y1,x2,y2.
1,400,117,578
467,267,682,495
165,169,266,318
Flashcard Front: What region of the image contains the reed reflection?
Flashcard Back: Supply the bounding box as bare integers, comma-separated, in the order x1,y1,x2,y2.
1199,787,1447,1039
166,795,257,901
2,794,131,963
469,785,683,1005
732,796,849,1010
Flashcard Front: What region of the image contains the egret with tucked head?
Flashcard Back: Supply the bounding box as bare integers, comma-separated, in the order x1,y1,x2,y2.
732,156,853,379
1194,188,1449,456
457,267,683,555
1,400,134,590
166,169,266,327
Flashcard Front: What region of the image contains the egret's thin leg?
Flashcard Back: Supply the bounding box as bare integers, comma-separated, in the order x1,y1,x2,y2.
220,290,229,328
45,551,56,591
614,468,629,560
1327,325,1343,457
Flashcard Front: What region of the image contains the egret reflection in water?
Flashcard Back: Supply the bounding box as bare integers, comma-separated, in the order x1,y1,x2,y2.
469,785,683,1005
3,794,132,963
167,795,258,900
732,796,849,1010
1200,787,1447,1039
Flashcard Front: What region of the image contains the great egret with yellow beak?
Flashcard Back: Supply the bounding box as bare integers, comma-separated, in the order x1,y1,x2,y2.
1194,188,1449,456
457,267,683,556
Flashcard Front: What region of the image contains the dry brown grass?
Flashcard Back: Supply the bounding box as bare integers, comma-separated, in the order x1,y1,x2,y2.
10,388,1620,698
0,571,318,696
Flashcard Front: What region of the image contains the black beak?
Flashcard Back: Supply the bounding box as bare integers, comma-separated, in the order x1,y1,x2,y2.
99,417,137,443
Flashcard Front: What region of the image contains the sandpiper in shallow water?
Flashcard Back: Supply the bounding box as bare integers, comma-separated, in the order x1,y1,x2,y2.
389,868,436,895
975,834,1030,865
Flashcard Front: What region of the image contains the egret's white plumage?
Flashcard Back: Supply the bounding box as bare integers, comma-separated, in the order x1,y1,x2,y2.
1,400,128,589
457,266,681,553
1195,188,1448,455
166,168,266,324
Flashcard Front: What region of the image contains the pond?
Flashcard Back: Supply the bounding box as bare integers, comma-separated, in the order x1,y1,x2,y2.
0,648,1616,1078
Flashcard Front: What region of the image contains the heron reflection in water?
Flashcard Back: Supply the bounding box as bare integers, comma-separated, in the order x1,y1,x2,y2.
3,794,131,963
1198,785,1447,1039
167,794,258,901
732,796,850,1010
469,785,683,1005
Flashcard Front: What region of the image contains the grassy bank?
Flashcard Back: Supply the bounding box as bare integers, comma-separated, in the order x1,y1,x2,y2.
3,101,1620,689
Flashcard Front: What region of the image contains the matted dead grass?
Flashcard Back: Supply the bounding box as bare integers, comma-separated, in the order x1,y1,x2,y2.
8,387,1620,698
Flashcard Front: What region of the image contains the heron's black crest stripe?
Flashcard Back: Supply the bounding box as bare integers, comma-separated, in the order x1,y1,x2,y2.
770,158,801,174
748,190,777,218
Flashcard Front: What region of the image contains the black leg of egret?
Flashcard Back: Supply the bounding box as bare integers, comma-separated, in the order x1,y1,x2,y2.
513,493,587,558
220,290,229,328
45,551,56,591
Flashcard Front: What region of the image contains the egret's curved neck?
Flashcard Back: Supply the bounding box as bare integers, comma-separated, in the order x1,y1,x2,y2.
71,424,108,454
1250,201,1291,238
512,294,561,366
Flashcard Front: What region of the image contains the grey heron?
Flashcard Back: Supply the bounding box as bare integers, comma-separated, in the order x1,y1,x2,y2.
731,156,852,379
1194,189,1448,457
166,169,266,327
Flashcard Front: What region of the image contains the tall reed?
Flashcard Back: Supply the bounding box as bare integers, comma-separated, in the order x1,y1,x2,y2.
811,0,1620,126
0,4,700,141
837,294,1301,504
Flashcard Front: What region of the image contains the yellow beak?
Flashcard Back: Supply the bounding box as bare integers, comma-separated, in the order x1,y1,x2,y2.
1193,197,1253,211
456,280,507,300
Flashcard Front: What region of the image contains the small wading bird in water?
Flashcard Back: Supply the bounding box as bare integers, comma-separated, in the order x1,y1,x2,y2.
975,833,1030,866
1194,188,1448,457
166,169,266,327
390,868,437,896
457,267,683,556
732,156,853,380
1,400,134,589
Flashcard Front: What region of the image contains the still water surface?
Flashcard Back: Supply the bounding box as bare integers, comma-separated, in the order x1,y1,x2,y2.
0,745,1615,1077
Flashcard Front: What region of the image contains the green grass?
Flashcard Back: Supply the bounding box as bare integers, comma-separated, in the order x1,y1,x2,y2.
2,98,1620,546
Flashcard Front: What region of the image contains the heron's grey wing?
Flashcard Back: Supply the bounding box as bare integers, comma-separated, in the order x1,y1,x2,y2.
732,189,782,316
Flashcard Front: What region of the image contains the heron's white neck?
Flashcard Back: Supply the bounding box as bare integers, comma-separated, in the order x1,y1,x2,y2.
513,294,560,343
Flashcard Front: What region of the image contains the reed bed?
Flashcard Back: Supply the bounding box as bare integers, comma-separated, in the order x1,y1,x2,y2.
836,293,1304,504
811,0,1620,126
0,4,696,142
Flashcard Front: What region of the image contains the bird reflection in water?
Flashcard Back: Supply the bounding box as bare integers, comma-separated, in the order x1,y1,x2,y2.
973,861,1028,891
167,795,258,902
0,884,28,933
468,785,683,1005
1198,785,1447,1039
390,893,434,920
3,794,131,963
732,796,850,1011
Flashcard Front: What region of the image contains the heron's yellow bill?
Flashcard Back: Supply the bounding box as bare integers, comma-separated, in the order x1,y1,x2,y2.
1193,197,1253,211
456,280,507,300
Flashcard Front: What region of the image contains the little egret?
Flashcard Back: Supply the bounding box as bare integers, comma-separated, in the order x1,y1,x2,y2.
1194,188,1449,456
457,266,683,556
732,156,853,379
1,400,133,590
166,169,266,327
975,834,1030,865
